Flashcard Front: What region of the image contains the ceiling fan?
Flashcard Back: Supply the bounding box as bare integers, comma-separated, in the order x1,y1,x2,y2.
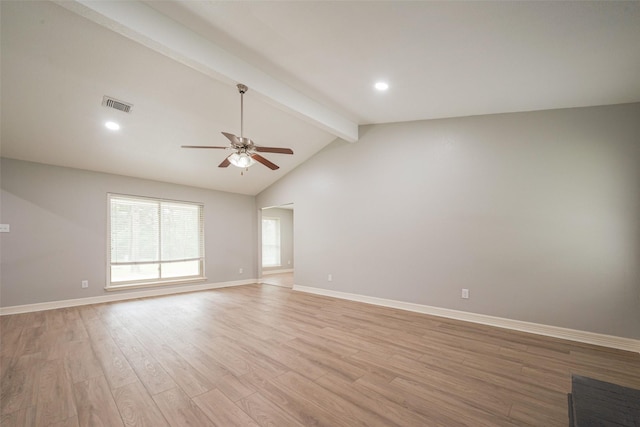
182,84,293,173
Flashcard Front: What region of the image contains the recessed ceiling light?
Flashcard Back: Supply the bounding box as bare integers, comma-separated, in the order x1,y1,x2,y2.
374,81,389,91
105,121,120,131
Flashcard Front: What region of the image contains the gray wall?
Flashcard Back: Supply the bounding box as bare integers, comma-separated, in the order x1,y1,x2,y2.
257,103,640,339
261,207,294,273
0,158,256,307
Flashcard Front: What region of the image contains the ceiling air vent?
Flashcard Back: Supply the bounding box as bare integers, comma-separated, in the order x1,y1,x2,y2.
102,96,133,113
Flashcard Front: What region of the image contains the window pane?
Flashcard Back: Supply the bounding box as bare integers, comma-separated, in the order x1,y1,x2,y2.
162,260,200,279
111,264,159,283
161,203,201,261
110,198,159,263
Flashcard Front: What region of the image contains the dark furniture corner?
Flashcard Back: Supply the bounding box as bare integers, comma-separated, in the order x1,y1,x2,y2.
568,375,640,426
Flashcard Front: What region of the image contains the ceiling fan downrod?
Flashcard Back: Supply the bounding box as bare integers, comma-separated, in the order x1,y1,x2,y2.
237,84,248,139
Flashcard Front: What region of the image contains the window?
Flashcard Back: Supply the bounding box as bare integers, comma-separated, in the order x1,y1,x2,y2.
262,217,281,267
108,194,205,289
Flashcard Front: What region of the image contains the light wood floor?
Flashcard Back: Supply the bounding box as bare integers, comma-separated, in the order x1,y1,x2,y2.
1,284,639,426
260,272,295,288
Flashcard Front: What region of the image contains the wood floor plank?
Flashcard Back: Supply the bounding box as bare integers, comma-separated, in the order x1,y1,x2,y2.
273,371,392,426
23,311,46,328
1,353,42,416
77,305,99,323
48,415,79,427
190,336,256,378
318,326,423,361
90,338,138,390
169,341,231,383
282,338,366,381
35,359,77,425
113,381,170,427
251,376,352,427
138,338,214,397
203,335,288,379
83,318,112,343
73,375,124,426
12,326,46,359
346,350,409,383
1,281,637,427
107,326,148,361
40,329,70,361
316,372,434,426
387,353,514,416
64,340,103,384
1,312,27,331
0,326,23,360
358,373,514,427
153,387,215,426
214,374,257,402
44,309,68,331
106,324,178,395
238,391,305,427
0,406,36,427
509,399,567,426
355,373,462,426
59,318,89,344
193,388,259,427
126,354,177,396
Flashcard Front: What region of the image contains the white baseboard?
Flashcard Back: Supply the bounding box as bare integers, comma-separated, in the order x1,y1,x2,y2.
0,279,257,315
293,285,640,354
262,269,293,275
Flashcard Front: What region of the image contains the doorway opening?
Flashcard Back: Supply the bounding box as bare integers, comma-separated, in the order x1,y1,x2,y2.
260,204,294,288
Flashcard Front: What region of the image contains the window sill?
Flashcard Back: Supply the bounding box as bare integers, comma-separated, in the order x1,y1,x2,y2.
105,277,207,292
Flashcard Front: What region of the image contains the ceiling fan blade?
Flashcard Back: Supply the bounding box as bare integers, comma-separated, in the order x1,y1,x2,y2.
218,156,231,168
182,145,228,149
254,146,294,155
221,132,241,145
251,154,279,170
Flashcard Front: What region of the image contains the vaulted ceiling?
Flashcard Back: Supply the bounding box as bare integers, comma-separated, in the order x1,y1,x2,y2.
2,1,639,195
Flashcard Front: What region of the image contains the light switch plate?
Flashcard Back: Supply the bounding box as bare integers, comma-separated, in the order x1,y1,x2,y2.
0,224,10,233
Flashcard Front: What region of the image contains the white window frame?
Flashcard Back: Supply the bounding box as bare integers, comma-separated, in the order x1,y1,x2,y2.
107,193,205,290
262,217,281,268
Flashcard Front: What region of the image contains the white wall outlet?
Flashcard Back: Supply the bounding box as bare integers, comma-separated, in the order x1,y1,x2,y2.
239,267,243,274
288,260,291,265
328,274,333,282
461,288,469,299
0,224,10,233
81,280,89,289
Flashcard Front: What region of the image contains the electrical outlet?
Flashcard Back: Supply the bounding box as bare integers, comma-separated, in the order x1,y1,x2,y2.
461,288,469,299
328,274,333,282
239,267,243,274
81,280,89,289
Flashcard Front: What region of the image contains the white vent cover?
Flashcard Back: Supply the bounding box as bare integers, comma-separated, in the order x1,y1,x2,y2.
102,96,133,113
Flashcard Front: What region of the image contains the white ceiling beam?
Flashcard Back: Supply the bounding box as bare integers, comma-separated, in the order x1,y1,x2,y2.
54,0,358,142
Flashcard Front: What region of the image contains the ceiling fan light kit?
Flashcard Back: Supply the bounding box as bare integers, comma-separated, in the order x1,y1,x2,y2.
228,152,255,168
182,83,293,174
